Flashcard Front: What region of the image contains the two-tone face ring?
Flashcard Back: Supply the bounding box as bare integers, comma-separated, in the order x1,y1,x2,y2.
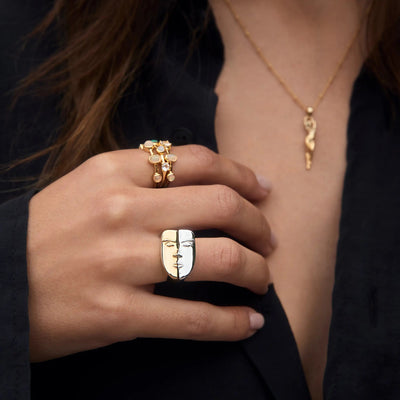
161,229,195,281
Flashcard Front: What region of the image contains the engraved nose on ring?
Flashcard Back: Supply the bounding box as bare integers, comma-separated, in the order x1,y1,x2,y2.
173,254,182,259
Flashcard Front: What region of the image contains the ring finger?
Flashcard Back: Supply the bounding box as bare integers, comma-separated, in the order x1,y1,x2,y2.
110,145,270,202
122,236,269,295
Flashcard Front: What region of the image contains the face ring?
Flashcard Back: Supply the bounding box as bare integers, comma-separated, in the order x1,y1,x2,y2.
161,229,195,280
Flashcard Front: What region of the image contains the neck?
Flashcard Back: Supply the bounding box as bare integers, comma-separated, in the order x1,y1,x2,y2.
218,0,370,49
265,0,366,18
224,0,368,28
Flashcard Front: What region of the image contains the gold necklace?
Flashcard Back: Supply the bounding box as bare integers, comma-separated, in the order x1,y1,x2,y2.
222,0,372,170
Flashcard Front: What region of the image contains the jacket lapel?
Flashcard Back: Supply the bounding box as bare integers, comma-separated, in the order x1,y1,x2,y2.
241,284,312,400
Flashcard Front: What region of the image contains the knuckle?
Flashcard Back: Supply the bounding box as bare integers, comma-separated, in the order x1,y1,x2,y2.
84,152,119,177
215,240,244,278
187,145,218,171
261,263,270,291
100,289,149,343
254,269,270,295
97,191,133,228
215,185,243,219
229,308,250,339
91,242,124,277
82,287,128,344
184,307,213,338
257,213,271,241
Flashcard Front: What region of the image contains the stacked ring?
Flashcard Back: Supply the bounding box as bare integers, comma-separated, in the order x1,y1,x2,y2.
139,140,178,188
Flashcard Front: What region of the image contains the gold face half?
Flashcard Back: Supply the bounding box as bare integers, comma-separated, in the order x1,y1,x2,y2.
161,230,195,280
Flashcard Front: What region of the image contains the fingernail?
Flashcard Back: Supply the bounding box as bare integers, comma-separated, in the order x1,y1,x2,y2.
249,312,265,330
256,174,272,193
270,232,278,248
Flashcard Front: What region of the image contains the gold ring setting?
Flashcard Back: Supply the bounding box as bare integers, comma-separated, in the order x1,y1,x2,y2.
139,140,178,188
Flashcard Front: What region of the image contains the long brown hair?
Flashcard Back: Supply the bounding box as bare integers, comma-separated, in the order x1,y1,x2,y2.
4,0,400,190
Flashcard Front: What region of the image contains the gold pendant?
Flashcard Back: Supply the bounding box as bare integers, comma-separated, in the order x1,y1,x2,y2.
304,106,317,170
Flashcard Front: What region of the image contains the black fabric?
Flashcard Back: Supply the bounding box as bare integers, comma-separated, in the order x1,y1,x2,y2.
0,190,35,400
1,1,400,399
324,67,400,398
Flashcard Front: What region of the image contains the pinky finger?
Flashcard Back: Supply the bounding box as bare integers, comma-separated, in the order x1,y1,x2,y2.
124,291,265,342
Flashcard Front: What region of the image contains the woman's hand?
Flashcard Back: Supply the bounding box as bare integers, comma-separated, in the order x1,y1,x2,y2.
27,145,274,362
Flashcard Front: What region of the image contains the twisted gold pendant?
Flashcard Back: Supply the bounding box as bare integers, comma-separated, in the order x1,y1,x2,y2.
304,106,317,170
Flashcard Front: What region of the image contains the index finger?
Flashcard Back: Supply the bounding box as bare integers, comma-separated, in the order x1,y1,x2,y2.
172,145,271,202
110,145,271,202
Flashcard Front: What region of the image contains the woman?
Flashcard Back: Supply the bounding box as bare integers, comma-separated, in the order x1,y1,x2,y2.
1,0,400,399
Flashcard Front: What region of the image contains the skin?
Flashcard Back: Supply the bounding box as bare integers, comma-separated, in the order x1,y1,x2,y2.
209,0,369,399
27,145,274,361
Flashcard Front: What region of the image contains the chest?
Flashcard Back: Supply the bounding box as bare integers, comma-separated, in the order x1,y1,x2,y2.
212,39,364,398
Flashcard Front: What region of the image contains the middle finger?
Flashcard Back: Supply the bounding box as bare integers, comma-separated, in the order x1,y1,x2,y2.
143,184,273,256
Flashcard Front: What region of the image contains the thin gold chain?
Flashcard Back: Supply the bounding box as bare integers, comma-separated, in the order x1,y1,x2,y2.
222,0,373,113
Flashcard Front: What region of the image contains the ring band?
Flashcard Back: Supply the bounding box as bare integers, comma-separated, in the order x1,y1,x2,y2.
161,229,195,280
139,140,178,188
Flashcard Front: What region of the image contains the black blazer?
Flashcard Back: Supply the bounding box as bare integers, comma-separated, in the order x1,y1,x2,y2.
1,1,400,399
